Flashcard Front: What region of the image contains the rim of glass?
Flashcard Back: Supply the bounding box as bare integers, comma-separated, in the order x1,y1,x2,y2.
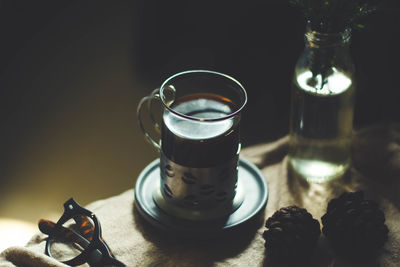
159,70,247,122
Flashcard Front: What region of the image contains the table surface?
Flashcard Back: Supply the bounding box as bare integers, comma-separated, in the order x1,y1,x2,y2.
1,124,399,266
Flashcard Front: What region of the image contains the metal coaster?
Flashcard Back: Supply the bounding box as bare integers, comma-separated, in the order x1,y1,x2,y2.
134,158,268,238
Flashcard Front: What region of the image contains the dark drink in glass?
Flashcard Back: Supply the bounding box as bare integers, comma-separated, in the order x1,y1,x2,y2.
161,93,240,168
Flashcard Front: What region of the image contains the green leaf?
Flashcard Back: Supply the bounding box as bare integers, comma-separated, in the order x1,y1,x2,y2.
288,0,381,31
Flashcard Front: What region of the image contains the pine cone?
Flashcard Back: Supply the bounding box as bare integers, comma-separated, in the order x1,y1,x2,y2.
263,205,321,264
321,191,389,261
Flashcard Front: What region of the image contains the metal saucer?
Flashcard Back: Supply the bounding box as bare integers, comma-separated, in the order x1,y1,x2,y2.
134,158,268,238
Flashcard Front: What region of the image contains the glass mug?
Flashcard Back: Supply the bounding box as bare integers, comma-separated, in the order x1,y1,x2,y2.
137,70,247,220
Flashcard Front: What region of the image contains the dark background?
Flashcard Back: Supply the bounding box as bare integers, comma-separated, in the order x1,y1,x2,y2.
0,1,399,223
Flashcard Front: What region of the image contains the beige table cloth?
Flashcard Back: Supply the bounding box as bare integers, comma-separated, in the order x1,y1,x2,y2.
1,123,400,266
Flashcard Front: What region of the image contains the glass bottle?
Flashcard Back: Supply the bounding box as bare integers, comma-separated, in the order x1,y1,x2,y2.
288,22,355,183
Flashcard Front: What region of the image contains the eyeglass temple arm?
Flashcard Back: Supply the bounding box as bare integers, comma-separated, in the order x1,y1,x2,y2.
39,219,90,248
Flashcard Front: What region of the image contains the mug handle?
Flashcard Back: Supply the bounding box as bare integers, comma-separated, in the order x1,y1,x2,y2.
137,88,162,151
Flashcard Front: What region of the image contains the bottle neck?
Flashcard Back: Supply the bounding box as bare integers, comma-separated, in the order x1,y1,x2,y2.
305,23,351,48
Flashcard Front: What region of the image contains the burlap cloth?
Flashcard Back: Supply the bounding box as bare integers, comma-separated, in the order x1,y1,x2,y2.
1,124,400,266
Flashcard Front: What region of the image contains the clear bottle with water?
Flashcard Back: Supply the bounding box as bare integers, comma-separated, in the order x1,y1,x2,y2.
289,23,356,183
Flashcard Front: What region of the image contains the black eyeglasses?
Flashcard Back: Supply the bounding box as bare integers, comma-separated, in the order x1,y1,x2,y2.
39,198,125,267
